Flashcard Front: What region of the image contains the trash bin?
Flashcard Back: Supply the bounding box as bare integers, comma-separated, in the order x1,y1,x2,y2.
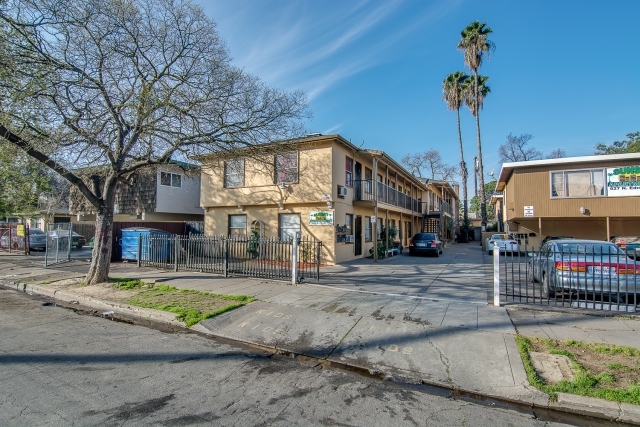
121,227,174,261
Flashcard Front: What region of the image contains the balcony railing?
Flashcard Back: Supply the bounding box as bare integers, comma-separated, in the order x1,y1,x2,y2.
426,200,453,216
353,180,422,214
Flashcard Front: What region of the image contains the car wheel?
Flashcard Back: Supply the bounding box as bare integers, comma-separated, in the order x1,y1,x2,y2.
434,249,439,257
487,249,492,255
542,273,555,299
76,244,83,249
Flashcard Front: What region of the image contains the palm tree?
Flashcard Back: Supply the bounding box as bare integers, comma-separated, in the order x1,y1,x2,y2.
458,21,495,228
464,75,491,117
442,71,471,225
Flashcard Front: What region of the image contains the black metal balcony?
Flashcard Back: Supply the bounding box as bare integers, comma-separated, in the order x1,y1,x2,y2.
353,180,422,214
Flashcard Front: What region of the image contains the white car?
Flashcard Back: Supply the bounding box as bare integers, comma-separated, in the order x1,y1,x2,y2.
486,234,519,255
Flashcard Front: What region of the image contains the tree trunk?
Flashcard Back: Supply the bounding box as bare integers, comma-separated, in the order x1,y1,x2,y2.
456,107,468,223
85,209,114,285
474,71,487,228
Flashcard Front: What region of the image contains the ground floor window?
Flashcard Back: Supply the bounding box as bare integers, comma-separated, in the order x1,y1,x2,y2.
279,214,300,241
228,214,247,237
365,217,372,241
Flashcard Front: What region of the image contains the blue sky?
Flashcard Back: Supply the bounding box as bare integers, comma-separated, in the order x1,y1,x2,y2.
199,0,639,182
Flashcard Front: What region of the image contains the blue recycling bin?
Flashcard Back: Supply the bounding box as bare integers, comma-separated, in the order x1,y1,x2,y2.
121,227,174,261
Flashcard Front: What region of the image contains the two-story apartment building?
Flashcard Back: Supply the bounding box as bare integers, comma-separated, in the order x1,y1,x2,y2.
494,153,640,248
199,134,457,265
70,162,204,223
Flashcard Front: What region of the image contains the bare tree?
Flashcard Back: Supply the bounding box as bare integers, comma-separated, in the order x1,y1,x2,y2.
38,173,71,225
498,133,542,163
0,0,309,284
401,150,457,181
546,149,566,159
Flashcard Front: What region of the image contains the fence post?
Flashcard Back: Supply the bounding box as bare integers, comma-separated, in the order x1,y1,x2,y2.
316,241,321,280
137,234,141,268
224,238,229,277
174,235,179,272
493,243,501,306
292,232,300,285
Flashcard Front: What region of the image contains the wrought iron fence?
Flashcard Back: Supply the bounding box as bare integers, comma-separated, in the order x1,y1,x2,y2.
135,235,322,282
497,242,640,313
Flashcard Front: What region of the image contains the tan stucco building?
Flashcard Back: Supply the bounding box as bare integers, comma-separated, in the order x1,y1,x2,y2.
494,153,640,248
199,134,458,265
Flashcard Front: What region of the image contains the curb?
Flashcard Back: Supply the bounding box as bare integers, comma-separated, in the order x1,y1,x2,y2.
1,278,639,425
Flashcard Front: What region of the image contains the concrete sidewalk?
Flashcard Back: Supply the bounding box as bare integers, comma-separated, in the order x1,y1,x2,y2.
2,249,640,424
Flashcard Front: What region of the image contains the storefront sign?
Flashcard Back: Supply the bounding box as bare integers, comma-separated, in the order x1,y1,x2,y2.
524,206,534,217
309,211,333,225
607,166,640,197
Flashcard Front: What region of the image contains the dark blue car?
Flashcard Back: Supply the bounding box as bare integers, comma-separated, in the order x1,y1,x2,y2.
409,233,443,257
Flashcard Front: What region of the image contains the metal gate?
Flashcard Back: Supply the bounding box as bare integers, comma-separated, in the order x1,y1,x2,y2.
496,242,640,313
45,222,73,266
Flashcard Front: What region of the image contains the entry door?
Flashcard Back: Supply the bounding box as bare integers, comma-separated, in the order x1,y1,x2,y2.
354,162,362,199
354,216,362,256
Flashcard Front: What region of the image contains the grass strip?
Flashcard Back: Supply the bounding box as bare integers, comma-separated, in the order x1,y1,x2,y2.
109,277,254,327
515,335,640,405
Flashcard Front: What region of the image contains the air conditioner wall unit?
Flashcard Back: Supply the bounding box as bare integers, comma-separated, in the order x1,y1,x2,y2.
337,186,348,197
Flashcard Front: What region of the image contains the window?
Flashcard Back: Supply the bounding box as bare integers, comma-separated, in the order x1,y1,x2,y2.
550,169,605,198
364,168,372,193
279,214,300,241
365,217,372,241
345,214,353,243
160,171,182,188
224,159,244,188
275,152,298,184
345,157,353,187
228,215,247,237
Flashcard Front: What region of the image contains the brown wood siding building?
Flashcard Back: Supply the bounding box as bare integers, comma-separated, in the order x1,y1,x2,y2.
496,153,640,248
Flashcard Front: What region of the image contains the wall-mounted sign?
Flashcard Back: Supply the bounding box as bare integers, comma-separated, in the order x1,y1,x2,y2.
607,166,640,197
321,193,331,201
371,215,377,223
309,211,333,225
524,206,534,217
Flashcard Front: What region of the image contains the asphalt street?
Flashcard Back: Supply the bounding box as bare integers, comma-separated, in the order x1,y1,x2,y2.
0,288,578,427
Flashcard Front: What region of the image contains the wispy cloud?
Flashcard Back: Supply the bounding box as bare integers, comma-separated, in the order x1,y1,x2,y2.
203,0,460,99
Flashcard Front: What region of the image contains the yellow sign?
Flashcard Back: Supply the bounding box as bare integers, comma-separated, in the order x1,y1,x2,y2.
16,224,25,237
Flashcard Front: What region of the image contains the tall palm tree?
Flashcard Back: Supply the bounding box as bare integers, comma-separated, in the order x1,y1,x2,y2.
458,21,495,228
442,71,471,225
464,75,491,117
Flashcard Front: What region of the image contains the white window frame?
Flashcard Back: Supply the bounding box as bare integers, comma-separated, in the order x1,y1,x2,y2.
160,171,182,188
550,168,606,198
364,216,372,242
279,213,300,242
275,152,299,184
228,214,247,237
224,159,244,188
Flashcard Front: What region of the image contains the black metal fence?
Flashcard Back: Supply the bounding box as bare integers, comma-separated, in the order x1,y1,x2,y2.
135,235,322,282
496,242,640,313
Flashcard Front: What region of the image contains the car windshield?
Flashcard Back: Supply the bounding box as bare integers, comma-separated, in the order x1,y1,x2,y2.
29,229,45,235
556,243,624,255
491,235,507,240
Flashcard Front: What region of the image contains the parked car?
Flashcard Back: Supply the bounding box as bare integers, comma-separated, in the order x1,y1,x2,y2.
408,233,443,257
47,229,86,249
486,234,519,255
610,236,640,260
28,228,47,252
527,239,640,299
541,235,574,245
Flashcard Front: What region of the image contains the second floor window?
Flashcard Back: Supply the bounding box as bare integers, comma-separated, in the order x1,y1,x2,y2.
160,171,182,188
224,159,244,188
345,157,353,186
275,152,298,184
551,169,605,198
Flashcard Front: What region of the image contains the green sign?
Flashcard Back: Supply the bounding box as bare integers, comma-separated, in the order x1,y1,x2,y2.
309,211,333,225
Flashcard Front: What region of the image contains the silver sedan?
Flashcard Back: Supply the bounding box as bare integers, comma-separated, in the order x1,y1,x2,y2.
527,239,640,299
